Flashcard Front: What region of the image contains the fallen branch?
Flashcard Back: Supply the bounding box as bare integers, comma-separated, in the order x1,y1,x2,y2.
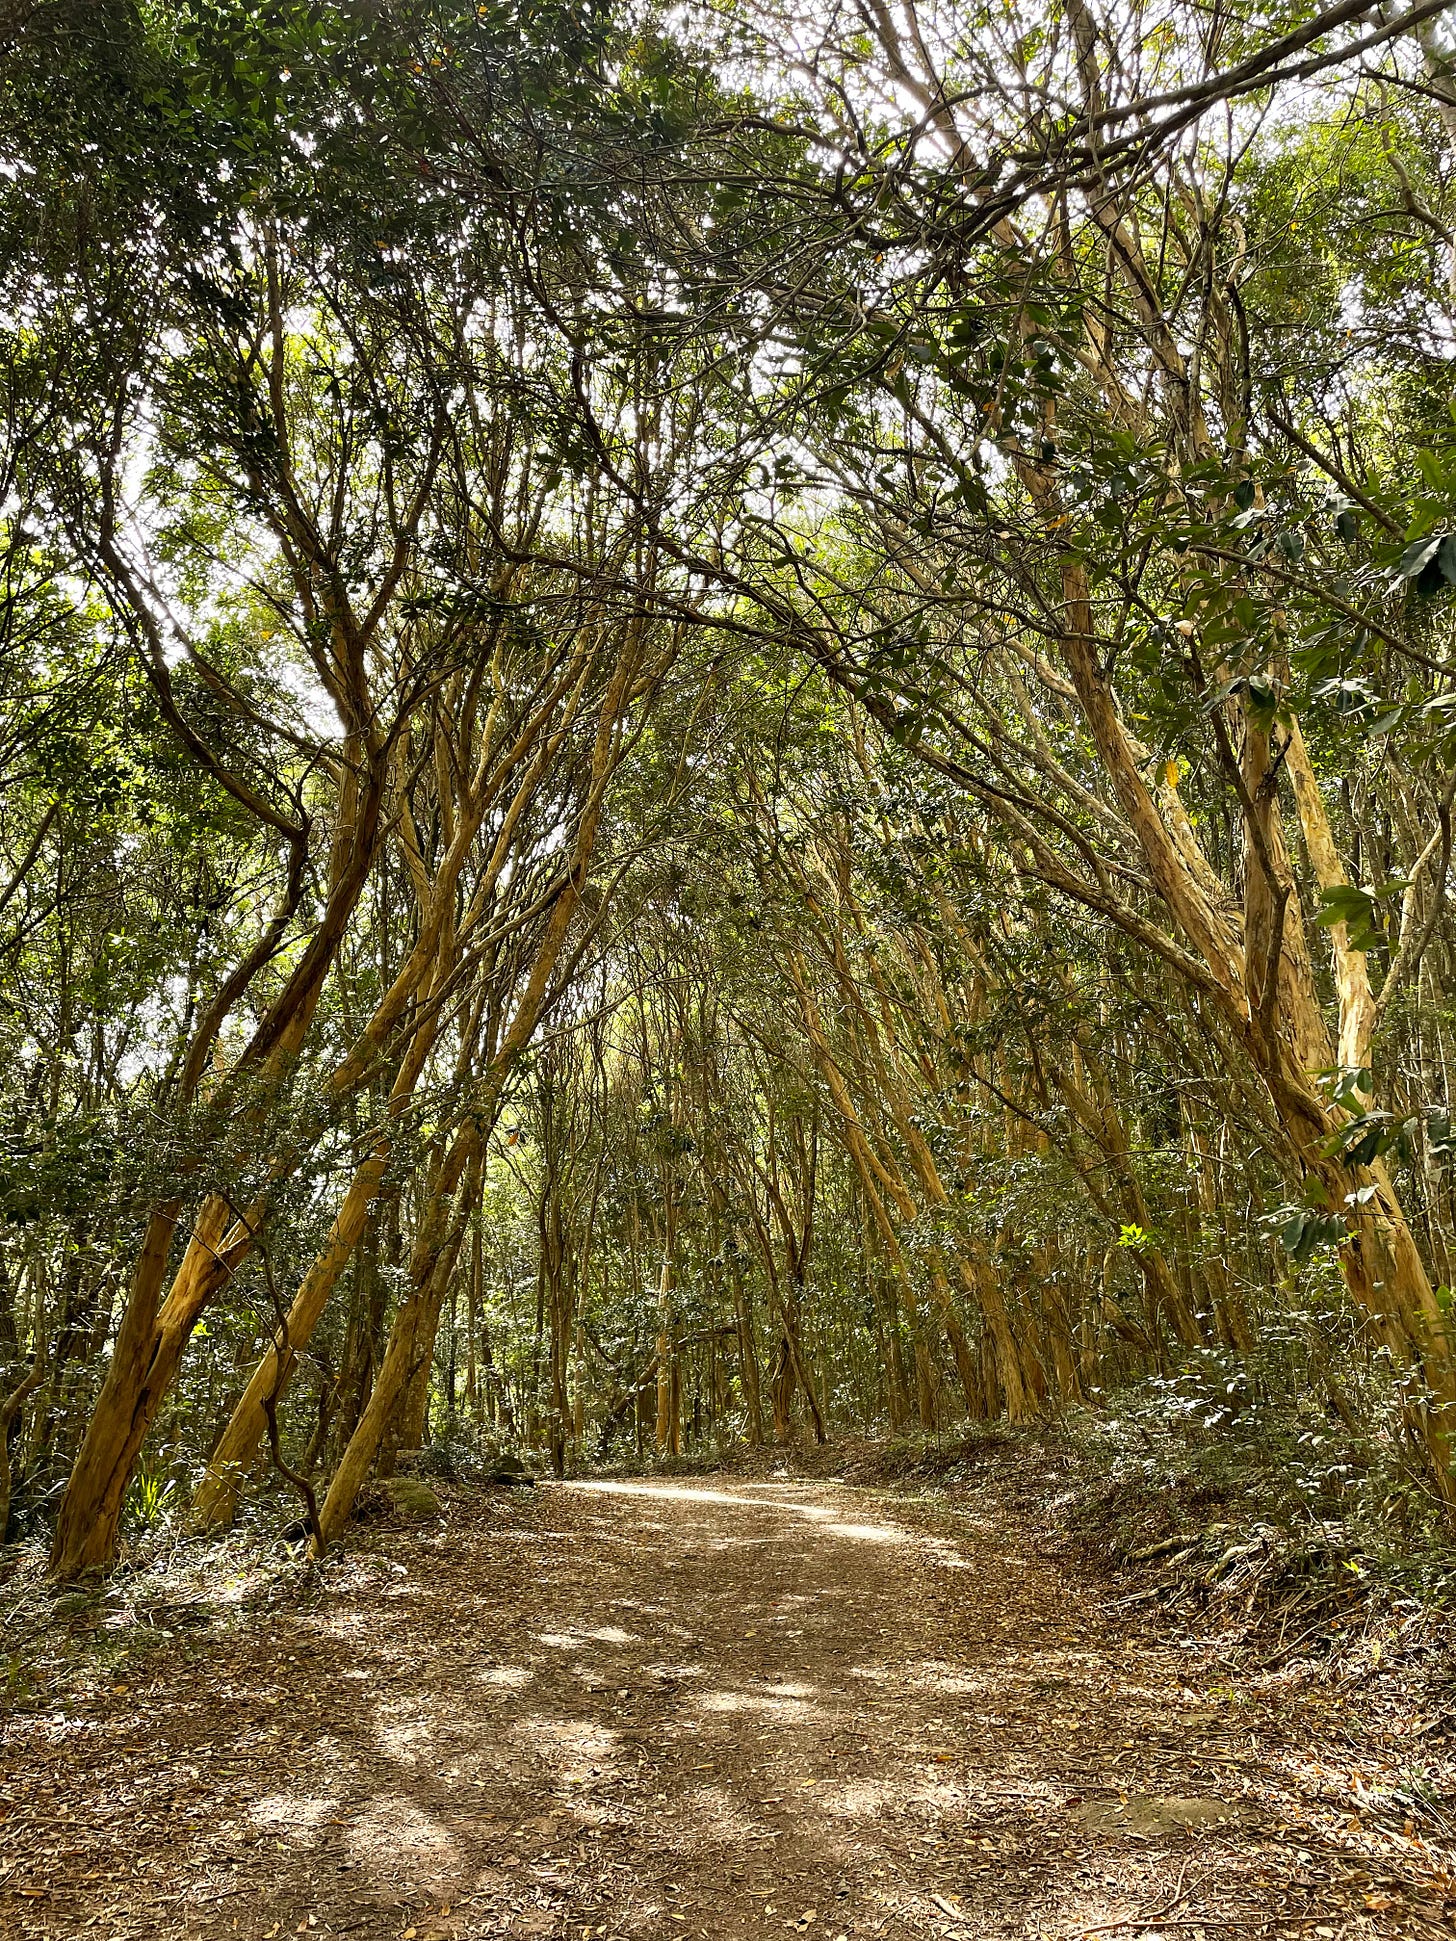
1077,1857,1194,1935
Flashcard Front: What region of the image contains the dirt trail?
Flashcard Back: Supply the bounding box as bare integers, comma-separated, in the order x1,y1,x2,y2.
1,1477,1450,1939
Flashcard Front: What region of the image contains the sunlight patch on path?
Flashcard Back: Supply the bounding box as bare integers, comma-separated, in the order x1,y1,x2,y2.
697,1687,819,1720
560,1478,921,1548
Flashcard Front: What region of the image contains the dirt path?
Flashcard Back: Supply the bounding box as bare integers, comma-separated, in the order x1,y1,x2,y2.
1,1477,1451,1939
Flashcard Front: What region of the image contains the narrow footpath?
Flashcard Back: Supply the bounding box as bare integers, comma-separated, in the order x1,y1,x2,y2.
1,1478,1450,1939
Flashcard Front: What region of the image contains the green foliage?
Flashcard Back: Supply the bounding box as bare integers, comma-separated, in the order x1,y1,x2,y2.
2,0,1456,1577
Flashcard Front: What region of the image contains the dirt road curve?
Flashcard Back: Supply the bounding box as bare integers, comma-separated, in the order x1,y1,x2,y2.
1,1477,1449,1938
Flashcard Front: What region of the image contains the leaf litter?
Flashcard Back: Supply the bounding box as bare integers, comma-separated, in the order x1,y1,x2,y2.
0,1472,1452,1938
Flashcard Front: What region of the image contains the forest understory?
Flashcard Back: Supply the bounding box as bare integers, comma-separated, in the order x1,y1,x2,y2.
2,1443,1454,1941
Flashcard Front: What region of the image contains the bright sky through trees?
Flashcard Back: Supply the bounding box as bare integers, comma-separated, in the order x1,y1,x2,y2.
2,0,1456,1576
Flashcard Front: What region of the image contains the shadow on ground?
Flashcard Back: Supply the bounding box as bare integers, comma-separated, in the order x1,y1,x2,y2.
1,1477,1451,1939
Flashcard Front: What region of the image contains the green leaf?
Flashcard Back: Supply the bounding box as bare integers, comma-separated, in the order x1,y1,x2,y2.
1280,1210,1310,1253
1275,527,1305,562
1315,883,1384,950
1397,534,1441,581
1324,1065,1373,1112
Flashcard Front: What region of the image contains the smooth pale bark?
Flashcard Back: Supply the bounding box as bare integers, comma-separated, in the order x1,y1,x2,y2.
465,1217,481,1417
736,1186,827,1444
1284,720,1377,1082
1034,131,1453,1467
768,1332,794,1442
541,1198,573,1477
849,3,1456,1484
1242,720,1329,1078
190,1147,389,1529
382,1150,482,1474
190,902,457,1528
1244,722,1456,1485
47,1197,249,1576
314,1125,480,1550
708,1172,763,1445
730,1262,764,1445
192,630,601,1523
1023,486,1456,1499
777,1285,828,1445
312,633,645,1547
1054,580,1247,1001
50,556,598,1574
49,750,386,1579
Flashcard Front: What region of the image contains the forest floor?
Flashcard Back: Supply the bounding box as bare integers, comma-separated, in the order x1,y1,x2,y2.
1,1462,1454,1941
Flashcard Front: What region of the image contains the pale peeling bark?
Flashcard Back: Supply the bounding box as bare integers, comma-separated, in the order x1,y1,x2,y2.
1007,460,1455,1494
49,750,387,1579
314,1123,481,1550
1241,719,1331,1079
1284,719,1377,1080
311,634,646,1547
191,1147,390,1530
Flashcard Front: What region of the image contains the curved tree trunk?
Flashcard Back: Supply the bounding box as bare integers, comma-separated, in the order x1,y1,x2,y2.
49,753,386,1579
314,1127,481,1550
1039,513,1456,1501
47,1197,250,1577
190,1146,390,1530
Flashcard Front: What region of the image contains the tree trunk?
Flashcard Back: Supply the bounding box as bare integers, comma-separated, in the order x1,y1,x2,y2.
49,750,387,1578
314,1130,480,1550
191,1147,389,1529
48,1199,247,1576
730,1259,764,1445
0,1350,44,1540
